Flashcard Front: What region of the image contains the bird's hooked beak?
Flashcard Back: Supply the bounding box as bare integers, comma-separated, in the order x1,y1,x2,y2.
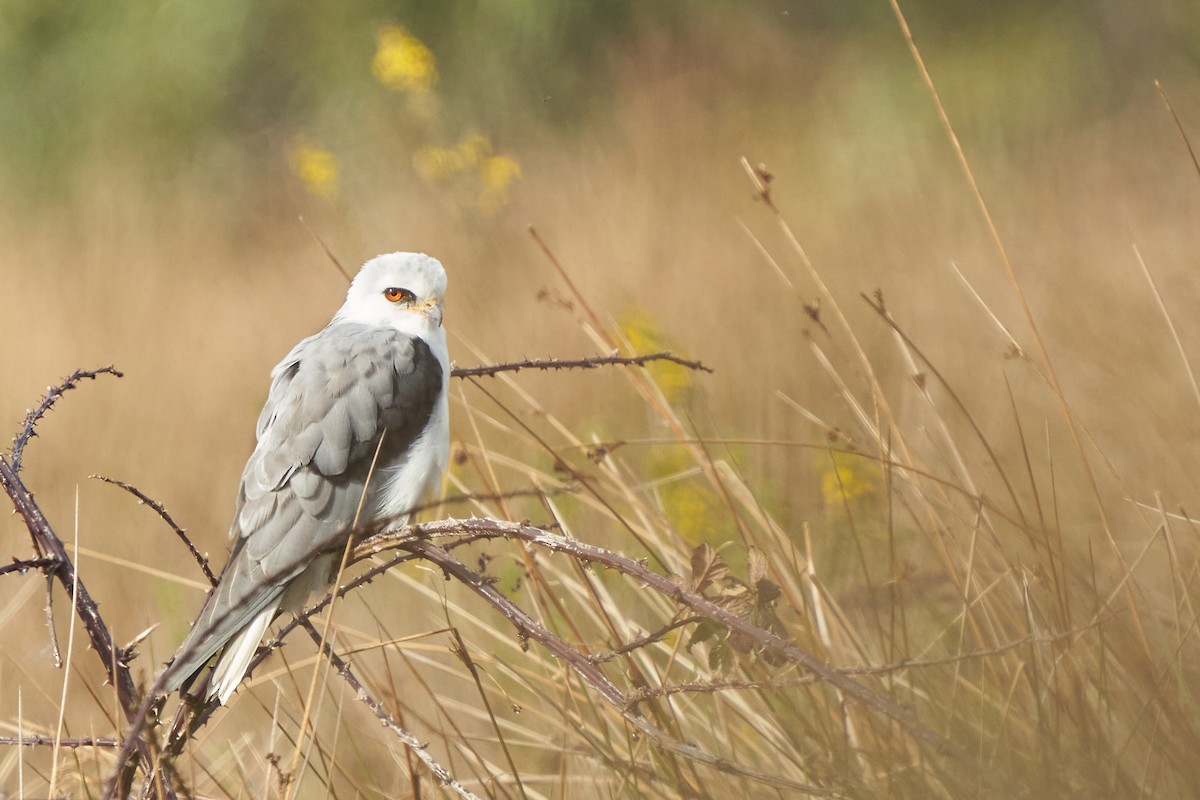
420,299,444,328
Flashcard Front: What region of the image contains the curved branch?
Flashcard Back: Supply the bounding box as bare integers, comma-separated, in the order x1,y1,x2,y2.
0,457,140,718
10,366,123,472
93,475,215,586
357,519,980,771
395,537,836,796
296,618,482,800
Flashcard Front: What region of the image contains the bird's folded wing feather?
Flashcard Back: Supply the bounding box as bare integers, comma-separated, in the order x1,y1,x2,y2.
162,323,443,687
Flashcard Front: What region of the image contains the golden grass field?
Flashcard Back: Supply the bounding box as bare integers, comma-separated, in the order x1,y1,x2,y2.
3,5,1200,798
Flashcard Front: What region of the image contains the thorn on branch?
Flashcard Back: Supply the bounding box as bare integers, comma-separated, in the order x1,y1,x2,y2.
0,455,143,729
10,365,123,473
0,556,58,578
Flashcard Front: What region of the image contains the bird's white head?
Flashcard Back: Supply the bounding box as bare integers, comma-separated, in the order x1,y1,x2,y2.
335,252,447,337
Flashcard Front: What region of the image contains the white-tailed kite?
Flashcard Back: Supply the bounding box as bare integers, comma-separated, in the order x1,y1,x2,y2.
160,252,450,704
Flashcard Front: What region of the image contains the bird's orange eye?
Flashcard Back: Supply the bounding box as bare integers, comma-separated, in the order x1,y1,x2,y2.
384,287,415,304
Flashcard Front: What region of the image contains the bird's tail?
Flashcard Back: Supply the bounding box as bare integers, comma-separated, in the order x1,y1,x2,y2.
207,603,278,704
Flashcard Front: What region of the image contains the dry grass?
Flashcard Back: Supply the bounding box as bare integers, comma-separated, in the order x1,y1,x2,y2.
4,9,1200,799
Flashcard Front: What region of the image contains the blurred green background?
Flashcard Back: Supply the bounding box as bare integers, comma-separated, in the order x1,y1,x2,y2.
4,2,1200,794
2,0,1196,201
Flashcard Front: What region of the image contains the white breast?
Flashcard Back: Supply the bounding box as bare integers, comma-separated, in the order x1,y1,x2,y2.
377,328,450,525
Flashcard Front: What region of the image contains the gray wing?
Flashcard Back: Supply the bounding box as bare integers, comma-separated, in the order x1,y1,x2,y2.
162,323,443,689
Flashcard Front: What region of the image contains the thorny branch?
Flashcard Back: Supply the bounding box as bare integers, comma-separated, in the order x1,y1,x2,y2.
112,534,497,796
296,618,483,800
0,454,139,720
93,474,216,586
1,358,1019,797
0,367,165,792
450,351,712,379
360,519,1022,793
10,365,123,473
397,537,837,796
0,735,120,748
0,557,58,578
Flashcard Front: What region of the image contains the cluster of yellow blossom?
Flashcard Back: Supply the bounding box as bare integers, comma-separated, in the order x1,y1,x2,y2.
289,144,339,199
618,308,694,403
818,451,876,508
289,24,521,214
413,131,522,215
371,24,438,94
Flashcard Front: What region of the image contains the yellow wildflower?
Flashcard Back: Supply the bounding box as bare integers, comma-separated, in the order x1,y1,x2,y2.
818,453,876,507
619,308,693,403
413,145,464,181
455,132,492,169
372,25,438,93
649,448,729,547
413,133,496,182
478,154,522,214
290,144,338,198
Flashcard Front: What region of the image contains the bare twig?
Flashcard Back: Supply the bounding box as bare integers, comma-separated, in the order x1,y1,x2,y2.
0,735,120,748
450,352,712,379
1156,80,1200,183
93,475,216,586
0,370,172,796
297,618,483,800
629,622,1105,708
298,216,352,283
528,227,616,349
447,626,528,799
0,457,140,719
0,557,59,578
397,535,837,796
588,615,703,663
9,366,123,472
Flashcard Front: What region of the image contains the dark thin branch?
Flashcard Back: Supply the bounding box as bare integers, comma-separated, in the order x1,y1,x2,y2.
0,456,140,718
0,557,58,577
10,366,123,472
399,537,835,796
0,734,121,748
861,292,1030,532
299,216,352,283
588,616,703,664
625,623,1104,706
447,626,528,800
296,617,482,800
0,453,159,797
93,475,216,586
2,368,163,795
1156,80,1200,183
451,352,712,379
108,532,498,788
